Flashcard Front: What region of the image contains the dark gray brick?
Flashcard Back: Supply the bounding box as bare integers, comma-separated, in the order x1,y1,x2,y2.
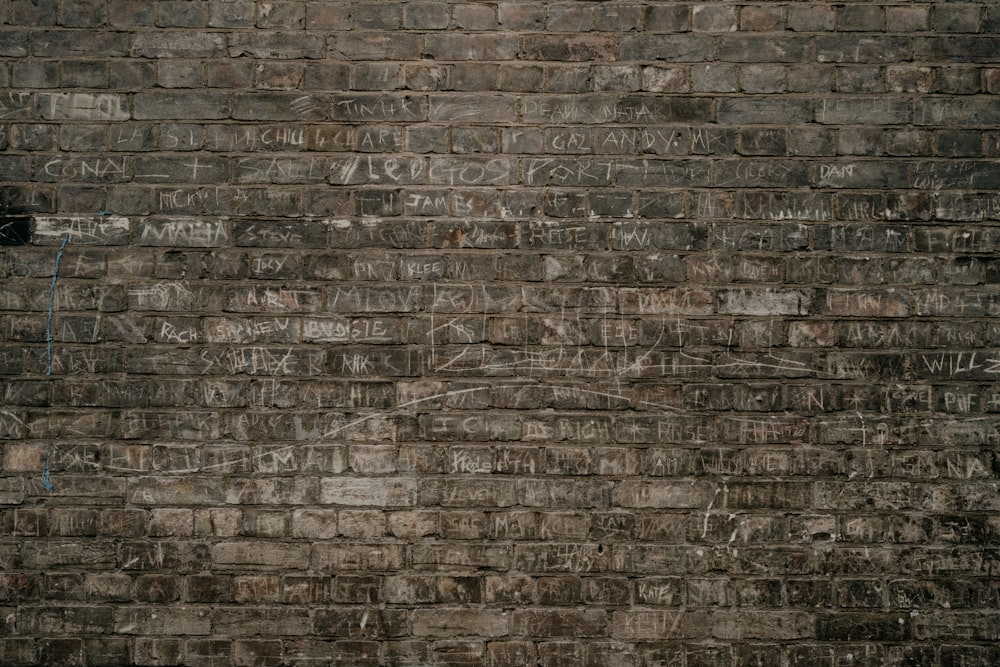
228,32,324,59
0,3,996,662
134,92,229,120
130,32,223,58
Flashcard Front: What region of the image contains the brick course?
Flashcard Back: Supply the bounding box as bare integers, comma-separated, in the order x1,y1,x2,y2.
1,2,999,665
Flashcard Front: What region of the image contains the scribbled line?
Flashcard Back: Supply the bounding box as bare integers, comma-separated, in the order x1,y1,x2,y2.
42,448,53,493
42,386,996,477
46,234,70,375
82,381,685,475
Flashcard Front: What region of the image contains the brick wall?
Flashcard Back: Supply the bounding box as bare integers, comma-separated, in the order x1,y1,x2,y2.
1,2,999,665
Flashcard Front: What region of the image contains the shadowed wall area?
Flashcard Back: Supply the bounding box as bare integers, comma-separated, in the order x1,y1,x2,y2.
1,1,1000,665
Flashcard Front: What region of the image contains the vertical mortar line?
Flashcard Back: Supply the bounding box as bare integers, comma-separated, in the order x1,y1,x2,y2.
46,233,71,376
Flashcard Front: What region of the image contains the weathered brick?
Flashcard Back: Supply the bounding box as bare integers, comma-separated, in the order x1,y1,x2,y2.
231,639,281,667
36,92,128,121
213,542,309,570
131,32,223,58
215,606,311,636
413,609,508,638
620,35,710,61
0,2,995,662
718,288,812,316
718,36,810,63
693,5,737,32
612,611,712,640
319,478,416,506
157,0,207,28
512,609,606,638
329,33,420,62
719,98,811,125
312,544,405,573
33,30,126,56
229,32,324,59
114,606,211,635
916,98,1000,126
232,92,328,121
134,92,229,120
520,35,616,62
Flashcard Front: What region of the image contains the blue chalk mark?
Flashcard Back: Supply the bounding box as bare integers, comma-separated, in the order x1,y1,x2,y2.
45,234,70,375
42,448,53,493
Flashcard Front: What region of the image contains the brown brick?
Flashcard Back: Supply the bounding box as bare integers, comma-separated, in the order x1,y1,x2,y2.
0,2,995,662
413,609,508,637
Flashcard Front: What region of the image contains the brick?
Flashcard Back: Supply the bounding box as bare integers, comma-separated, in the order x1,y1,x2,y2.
838,5,883,32
816,612,909,641
497,3,541,29
131,32,223,58
456,69,505,98
106,0,152,26
595,6,643,32
38,639,83,665
429,95,515,124
547,5,592,32
718,288,811,316
425,34,518,61
403,3,447,30
329,33,420,62
229,32,324,59
0,0,996,660
312,544,405,573
114,606,211,635
719,98,810,125
512,610,606,637
35,93,128,121
7,125,53,153
645,5,689,32
12,61,56,88
32,30,126,56
413,609,508,637
718,36,810,62
888,7,929,32
641,66,688,93
304,3,351,29
817,36,912,65
741,6,785,32
213,542,309,569
134,92,229,120
61,60,108,88
620,95,714,123
11,0,57,24
916,98,1000,126
158,0,207,27
232,92,328,121
319,478,416,506
815,97,909,125
233,640,282,667
935,68,982,95
332,94,424,122
520,35,617,62
256,3,304,29
692,5,738,33
544,65,591,93
215,606,311,636
617,159,710,187
612,611,712,640
620,35,711,61
916,37,999,62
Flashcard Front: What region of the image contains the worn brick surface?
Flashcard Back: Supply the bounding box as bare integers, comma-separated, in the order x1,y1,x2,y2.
1,2,999,664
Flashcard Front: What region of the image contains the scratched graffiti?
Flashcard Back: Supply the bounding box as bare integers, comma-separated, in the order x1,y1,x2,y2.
1,6,997,657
